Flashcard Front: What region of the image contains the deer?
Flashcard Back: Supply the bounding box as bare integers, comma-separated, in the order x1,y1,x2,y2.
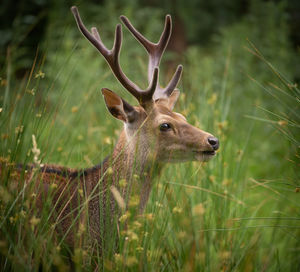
0,6,219,250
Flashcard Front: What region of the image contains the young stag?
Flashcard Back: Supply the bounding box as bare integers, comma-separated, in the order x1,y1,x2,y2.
1,7,219,247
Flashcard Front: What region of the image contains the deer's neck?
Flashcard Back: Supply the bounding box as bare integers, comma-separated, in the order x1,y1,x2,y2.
85,130,162,212
110,130,163,211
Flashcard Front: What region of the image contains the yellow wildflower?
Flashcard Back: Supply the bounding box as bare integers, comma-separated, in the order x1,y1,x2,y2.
278,120,287,126
133,174,139,180
9,216,17,224
71,106,78,113
104,137,111,145
219,251,231,260
177,231,187,240
0,78,7,86
119,179,127,188
222,178,231,186
136,246,144,252
129,195,139,207
77,223,86,236
35,70,45,78
107,167,113,175
26,88,35,95
172,206,182,214
193,203,205,216
119,211,130,223
31,193,37,198
144,213,154,221
125,230,138,241
209,175,216,183
207,93,217,105
30,216,40,229
114,253,123,263
50,183,58,190
78,188,84,197
195,252,206,262
126,256,138,267
15,126,24,134
155,201,163,208
19,210,27,218
132,220,142,229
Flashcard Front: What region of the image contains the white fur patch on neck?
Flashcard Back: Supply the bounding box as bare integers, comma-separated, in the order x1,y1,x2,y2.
124,122,137,141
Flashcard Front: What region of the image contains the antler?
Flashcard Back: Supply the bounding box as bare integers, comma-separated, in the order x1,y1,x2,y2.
71,6,182,105
120,15,183,100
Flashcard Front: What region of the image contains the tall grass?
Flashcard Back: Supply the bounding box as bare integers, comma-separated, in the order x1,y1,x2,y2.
0,2,299,271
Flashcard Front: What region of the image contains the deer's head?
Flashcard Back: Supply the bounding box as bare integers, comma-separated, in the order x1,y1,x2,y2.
71,7,219,163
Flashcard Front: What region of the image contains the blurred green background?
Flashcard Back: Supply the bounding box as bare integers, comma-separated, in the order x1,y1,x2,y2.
1,0,300,80
0,0,299,271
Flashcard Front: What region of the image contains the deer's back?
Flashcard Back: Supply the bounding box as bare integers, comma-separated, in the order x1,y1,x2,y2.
1,162,82,243
0,160,108,246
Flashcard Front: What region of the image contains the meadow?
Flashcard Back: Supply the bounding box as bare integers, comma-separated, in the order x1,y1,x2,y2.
0,1,299,271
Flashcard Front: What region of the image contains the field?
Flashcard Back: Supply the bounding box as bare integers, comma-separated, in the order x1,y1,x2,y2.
0,1,299,271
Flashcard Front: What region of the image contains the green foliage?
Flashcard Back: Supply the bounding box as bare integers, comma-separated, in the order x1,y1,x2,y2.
0,0,299,271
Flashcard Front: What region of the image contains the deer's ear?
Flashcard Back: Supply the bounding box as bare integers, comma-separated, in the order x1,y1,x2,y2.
167,89,180,110
102,88,138,123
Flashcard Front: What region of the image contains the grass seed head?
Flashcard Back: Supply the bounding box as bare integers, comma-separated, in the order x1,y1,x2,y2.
32,135,41,165
110,185,125,210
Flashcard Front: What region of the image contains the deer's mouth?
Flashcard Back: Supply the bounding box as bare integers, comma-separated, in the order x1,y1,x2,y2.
202,150,216,156
193,150,216,161
193,150,216,156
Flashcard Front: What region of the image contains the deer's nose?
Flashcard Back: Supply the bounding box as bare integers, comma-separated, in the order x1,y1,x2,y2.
207,137,219,150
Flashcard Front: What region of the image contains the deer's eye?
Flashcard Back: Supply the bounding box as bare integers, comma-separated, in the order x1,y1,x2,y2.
159,123,171,131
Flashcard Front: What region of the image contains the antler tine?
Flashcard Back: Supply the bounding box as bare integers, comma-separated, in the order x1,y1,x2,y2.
71,6,156,105
145,67,159,101
71,6,109,56
91,27,102,43
154,65,183,99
